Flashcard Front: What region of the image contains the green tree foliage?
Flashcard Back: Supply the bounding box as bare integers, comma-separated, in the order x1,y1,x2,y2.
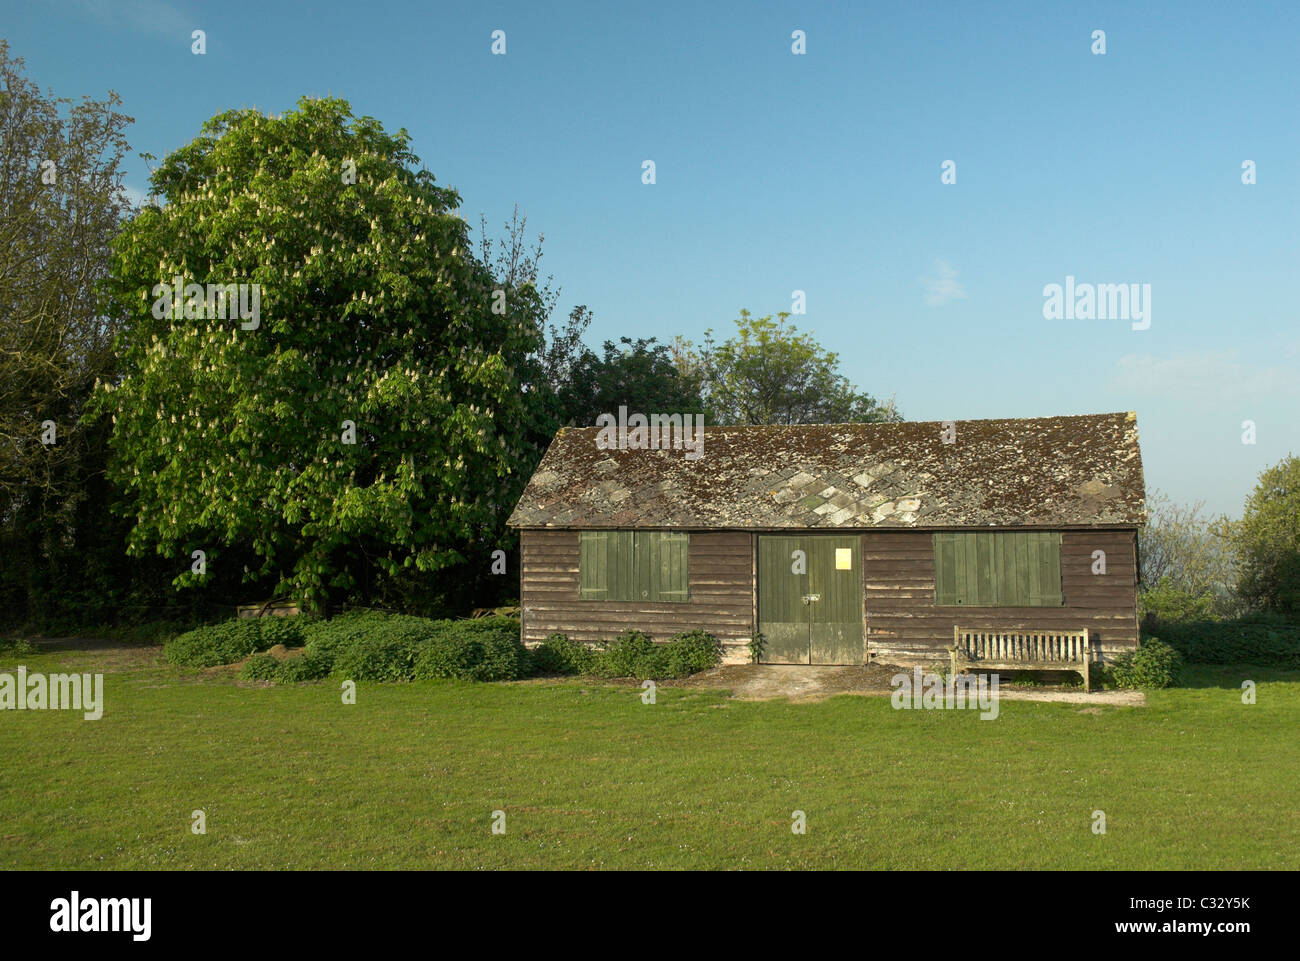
687,310,900,425
0,40,132,501
94,97,541,612
1233,455,1300,617
1137,490,1239,620
557,336,704,427
0,41,145,629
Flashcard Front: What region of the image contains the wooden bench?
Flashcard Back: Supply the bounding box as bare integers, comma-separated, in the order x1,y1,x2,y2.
951,627,1091,691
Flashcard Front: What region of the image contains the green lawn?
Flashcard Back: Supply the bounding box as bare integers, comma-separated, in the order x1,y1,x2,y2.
1,644,1296,869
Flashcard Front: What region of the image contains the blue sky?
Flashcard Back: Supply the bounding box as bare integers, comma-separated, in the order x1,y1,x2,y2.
7,0,1297,517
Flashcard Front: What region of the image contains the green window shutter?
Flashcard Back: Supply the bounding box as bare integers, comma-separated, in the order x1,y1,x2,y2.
933,533,960,605
629,531,690,603
991,531,1062,606
580,531,635,600
654,531,690,602
936,531,1061,607
935,533,997,606
634,531,657,601
1026,532,1063,606
609,531,635,600
973,533,997,606
579,531,608,600
995,532,1026,606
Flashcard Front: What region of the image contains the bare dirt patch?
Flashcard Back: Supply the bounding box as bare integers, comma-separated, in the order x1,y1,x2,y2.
668,664,898,701
669,663,1145,706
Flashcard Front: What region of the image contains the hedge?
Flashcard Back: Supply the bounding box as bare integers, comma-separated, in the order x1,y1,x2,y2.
1149,615,1300,667
180,610,722,684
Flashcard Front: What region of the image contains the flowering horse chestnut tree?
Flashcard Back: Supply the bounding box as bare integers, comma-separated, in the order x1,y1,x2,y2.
95,97,542,610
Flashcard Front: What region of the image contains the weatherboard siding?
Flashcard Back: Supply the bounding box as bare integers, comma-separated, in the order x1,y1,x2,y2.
520,530,755,662
862,529,1139,661
520,527,1140,667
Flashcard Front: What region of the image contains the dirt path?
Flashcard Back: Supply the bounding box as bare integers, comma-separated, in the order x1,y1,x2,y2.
22,637,165,672
671,663,1146,706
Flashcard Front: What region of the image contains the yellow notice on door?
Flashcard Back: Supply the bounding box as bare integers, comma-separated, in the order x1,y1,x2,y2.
835,547,852,570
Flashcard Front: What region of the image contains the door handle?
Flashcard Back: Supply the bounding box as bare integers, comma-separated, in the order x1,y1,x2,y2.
802,594,821,605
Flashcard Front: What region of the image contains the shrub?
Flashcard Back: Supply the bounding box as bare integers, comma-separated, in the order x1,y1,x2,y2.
0,637,36,656
412,636,485,680
237,650,331,684
165,618,264,667
291,611,530,682
331,633,420,682
301,610,380,666
1151,615,1300,667
164,614,317,667
661,629,722,677
273,651,332,683
586,629,722,679
239,653,280,681
530,633,596,675
1110,637,1183,689
473,630,530,681
304,610,436,673
413,617,528,681
258,615,313,649
590,630,661,678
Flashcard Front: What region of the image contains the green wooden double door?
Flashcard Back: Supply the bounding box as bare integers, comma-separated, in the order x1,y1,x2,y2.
757,535,863,665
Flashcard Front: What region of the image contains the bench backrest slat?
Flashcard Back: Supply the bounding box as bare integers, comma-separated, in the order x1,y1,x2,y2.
954,627,1089,663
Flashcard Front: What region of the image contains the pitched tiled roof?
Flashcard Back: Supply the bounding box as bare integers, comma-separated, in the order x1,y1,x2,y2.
507,412,1145,530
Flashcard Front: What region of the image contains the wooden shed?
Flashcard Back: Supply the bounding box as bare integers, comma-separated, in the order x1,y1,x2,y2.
506,412,1145,666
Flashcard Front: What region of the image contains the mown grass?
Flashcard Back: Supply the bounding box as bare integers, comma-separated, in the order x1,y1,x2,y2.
0,646,1295,869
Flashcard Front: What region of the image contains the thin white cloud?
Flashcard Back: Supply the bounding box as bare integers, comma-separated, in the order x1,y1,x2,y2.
1110,350,1299,403
922,258,966,307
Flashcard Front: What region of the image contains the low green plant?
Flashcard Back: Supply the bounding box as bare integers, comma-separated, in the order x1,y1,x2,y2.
0,637,36,656
331,634,420,682
412,618,529,681
239,653,281,681
590,630,660,678
304,611,437,676
530,633,596,675
1110,637,1183,689
258,615,314,649
472,630,530,681
165,619,265,667
587,629,722,680
303,611,526,682
661,629,723,676
747,631,765,664
164,614,318,668
272,651,332,683
412,636,484,680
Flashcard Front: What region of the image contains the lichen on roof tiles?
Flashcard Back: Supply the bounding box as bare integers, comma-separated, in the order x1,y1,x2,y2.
507,412,1145,530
